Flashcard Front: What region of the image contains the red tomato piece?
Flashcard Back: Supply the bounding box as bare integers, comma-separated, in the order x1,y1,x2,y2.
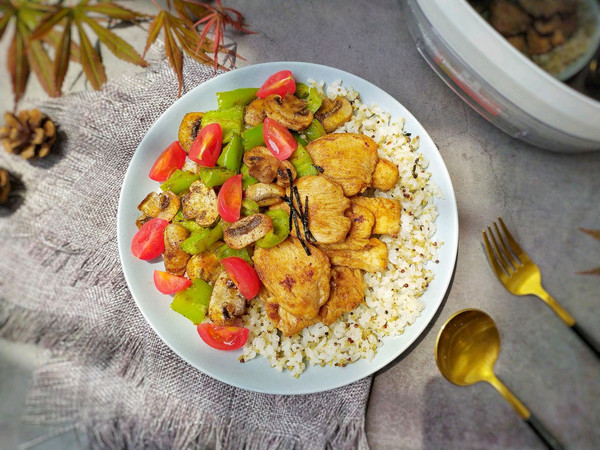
197,323,249,351
217,174,242,223
220,256,261,300
149,141,187,182
153,270,192,294
263,117,297,160
131,218,169,260
189,123,223,167
256,70,296,99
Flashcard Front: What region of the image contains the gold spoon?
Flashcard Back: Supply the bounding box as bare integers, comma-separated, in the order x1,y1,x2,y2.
435,309,564,450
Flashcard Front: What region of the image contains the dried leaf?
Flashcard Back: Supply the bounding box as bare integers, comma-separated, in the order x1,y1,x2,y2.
53,16,72,94
577,267,600,276
8,26,30,105
163,18,184,96
27,39,57,97
75,19,107,90
29,7,71,40
143,9,165,57
0,13,12,41
81,14,147,66
85,3,147,21
579,228,600,241
42,29,80,64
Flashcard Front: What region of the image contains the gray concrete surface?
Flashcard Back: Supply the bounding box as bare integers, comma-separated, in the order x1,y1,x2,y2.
1,0,599,448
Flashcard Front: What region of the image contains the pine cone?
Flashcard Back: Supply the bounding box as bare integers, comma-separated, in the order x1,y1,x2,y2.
0,168,11,205
0,109,57,159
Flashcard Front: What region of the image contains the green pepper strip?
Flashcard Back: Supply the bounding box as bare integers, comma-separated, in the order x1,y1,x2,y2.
256,209,290,248
295,82,310,99
214,243,252,264
241,198,259,217
240,163,258,189
242,124,265,151
177,219,204,234
289,141,318,177
304,119,326,142
199,167,236,188
306,87,323,113
216,88,258,109
160,170,201,194
170,278,212,324
180,224,223,255
217,133,243,173
201,105,244,143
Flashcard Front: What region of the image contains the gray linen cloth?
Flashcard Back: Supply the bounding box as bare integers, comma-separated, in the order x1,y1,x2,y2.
0,51,371,449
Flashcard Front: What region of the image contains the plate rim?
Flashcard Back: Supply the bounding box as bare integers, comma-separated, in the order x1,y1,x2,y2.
117,61,459,395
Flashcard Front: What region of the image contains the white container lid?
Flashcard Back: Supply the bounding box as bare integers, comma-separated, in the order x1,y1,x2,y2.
417,0,600,143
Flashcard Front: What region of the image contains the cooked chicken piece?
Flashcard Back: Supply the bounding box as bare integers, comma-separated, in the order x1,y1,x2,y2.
244,97,266,127
320,267,364,325
533,15,561,35
137,191,180,227
254,237,330,320
315,97,353,133
243,146,279,183
264,300,319,337
305,133,378,196
178,112,204,152
264,94,313,131
526,27,553,54
507,35,527,53
224,213,273,249
518,0,576,19
208,271,246,326
371,158,399,191
244,183,285,207
351,197,401,237
288,175,351,244
186,251,222,284
274,160,296,188
489,0,531,36
320,238,388,272
346,203,375,240
181,180,219,227
163,223,191,275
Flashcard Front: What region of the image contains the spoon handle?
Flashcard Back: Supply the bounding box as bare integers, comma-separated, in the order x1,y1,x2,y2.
571,322,600,359
525,414,564,450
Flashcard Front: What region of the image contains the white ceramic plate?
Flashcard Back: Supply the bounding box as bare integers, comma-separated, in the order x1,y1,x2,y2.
117,62,459,395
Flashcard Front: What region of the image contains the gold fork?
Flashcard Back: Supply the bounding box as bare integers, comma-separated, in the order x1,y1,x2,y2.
482,217,600,359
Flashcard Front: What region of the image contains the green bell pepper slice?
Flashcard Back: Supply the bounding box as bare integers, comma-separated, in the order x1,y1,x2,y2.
180,224,223,255
199,166,237,188
160,170,201,195
216,133,243,173
289,142,318,177
241,198,259,217
201,106,244,143
242,124,265,151
216,88,259,109
214,243,252,264
295,82,310,99
170,278,212,324
305,119,326,142
256,209,290,248
306,88,323,113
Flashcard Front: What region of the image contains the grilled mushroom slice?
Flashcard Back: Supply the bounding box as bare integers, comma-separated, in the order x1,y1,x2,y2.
244,98,266,127
186,251,222,284
178,112,204,152
244,183,285,207
181,180,219,227
223,213,273,249
264,94,313,131
163,223,191,275
243,146,279,183
208,271,247,326
315,97,353,133
275,160,296,187
136,191,181,228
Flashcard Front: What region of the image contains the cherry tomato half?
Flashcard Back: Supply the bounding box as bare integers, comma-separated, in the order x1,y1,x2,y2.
197,323,249,351
217,174,242,223
131,218,169,260
189,123,223,167
153,270,192,294
256,70,296,99
149,141,187,182
220,256,260,300
263,117,297,160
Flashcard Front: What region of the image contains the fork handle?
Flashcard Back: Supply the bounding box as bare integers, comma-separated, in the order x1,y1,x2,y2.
571,322,600,359
526,414,564,450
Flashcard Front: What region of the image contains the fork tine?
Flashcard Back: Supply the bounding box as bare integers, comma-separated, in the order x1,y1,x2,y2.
498,217,530,263
487,226,514,274
483,230,509,281
493,221,521,268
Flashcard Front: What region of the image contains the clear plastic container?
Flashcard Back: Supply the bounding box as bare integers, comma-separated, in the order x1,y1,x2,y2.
404,0,600,153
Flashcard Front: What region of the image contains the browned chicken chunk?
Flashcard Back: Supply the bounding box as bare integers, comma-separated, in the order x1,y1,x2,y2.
264,300,319,337
208,271,246,326
254,237,331,320
490,0,532,36
244,98,266,127
306,133,379,196
264,94,313,131
345,203,375,240
371,158,399,191
518,0,577,19
320,267,365,325
163,223,191,275
351,197,401,237
526,27,553,55
320,238,388,272
315,97,353,133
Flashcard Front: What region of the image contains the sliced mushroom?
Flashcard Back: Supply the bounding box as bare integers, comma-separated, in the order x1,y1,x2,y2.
244,98,266,127
163,223,191,275
186,251,222,284
274,160,296,187
178,112,204,152
208,271,247,326
315,97,353,133
244,183,285,207
243,146,279,183
181,180,219,227
135,215,152,229
264,94,313,131
223,213,273,249
137,191,180,222
371,158,399,191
